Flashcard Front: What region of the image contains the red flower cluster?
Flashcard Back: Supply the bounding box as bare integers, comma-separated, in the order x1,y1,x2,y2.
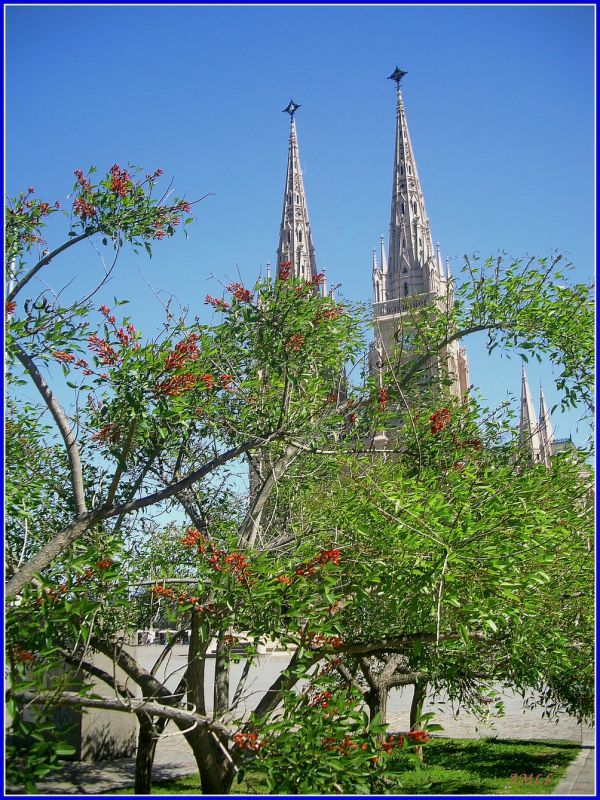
322,734,365,755
286,333,305,352
233,732,262,751
151,584,204,609
154,372,198,397
207,551,251,583
310,690,333,708
378,386,389,410
88,334,118,365
429,407,450,434
153,229,166,240
408,729,430,744
275,574,292,585
219,374,233,389
12,649,36,664
95,559,114,570
53,351,75,364
181,527,202,548
226,282,253,303
176,200,192,214
165,333,199,372
205,295,230,310
320,307,343,322
307,632,344,650
295,548,341,577
465,438,483,451
92,422,120,444
73,197,97,219
278,261,292,280
6,300,16,316
74,169,91,190
309,272,326,286
109,164,131,197
317,548,341,566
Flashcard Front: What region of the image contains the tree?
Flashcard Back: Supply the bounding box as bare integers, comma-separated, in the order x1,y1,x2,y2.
5,167,594,794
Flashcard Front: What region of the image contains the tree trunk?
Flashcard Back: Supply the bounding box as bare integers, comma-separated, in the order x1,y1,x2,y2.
134,714,159,794
409,681,426,730
409,681,427,764
184,726,236,794
365,682,388,724
213,631,230,718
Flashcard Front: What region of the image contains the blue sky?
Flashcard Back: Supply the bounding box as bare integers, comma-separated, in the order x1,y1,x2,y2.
5,4,595,444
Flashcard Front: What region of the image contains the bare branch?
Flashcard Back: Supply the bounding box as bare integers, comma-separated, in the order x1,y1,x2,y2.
13,342,87,515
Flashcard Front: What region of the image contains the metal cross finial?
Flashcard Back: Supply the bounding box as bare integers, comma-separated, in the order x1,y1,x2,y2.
388,67,408,90
282,99,301,119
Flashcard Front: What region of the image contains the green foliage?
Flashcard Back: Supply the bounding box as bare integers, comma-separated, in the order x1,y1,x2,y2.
239,678,393,794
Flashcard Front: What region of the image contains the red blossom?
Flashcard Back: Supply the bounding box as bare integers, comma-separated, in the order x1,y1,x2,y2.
205,295,230,310
309,272,326,286
278,261,292,280
99,305,111,316
154,372,198,397
109,164,131,197
28,186,35,194
233,732,262,751
320,307,344,322
95,559,114,570
429,407,451,434
153,229,166,240
181,528,202,547
200,374,215,390
92,423,120,444
88,334,118,365
6,301,16,316
165,334,199,371
286,333,305,352
219,373,233,389
176,200,192,214
275,575,292,585
226,282,253,303
74,169,90,189
378,386,389,410
53,351,75,364
13,649,35,664
73,197,97,219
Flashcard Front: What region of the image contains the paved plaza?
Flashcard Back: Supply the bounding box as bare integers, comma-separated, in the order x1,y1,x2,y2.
30,650,594,795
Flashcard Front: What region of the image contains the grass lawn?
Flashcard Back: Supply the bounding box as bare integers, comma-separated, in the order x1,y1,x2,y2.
113,737,580,795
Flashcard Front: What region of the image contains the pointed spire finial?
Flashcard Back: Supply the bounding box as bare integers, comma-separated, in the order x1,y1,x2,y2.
282,99,301,119
388,67,408,90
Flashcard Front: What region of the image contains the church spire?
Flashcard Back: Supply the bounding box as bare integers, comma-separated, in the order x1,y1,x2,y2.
538,385,555,467
385,68,437,301
277,100,317,282
519,367,542,463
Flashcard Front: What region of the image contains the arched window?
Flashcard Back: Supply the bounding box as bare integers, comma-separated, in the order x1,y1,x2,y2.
404,282,409,296
287,231,291,244
412,200,417,214
408,165,412,175
296,194,299,203
400,165,404,176
298,229,303,242
401,201,405,214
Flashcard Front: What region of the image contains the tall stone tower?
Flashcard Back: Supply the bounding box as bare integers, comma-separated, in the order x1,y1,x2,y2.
519,368,561,466
370,69,468,401
276,100,319,282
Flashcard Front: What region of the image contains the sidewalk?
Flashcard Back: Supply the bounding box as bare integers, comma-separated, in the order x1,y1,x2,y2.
553,745,595,796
